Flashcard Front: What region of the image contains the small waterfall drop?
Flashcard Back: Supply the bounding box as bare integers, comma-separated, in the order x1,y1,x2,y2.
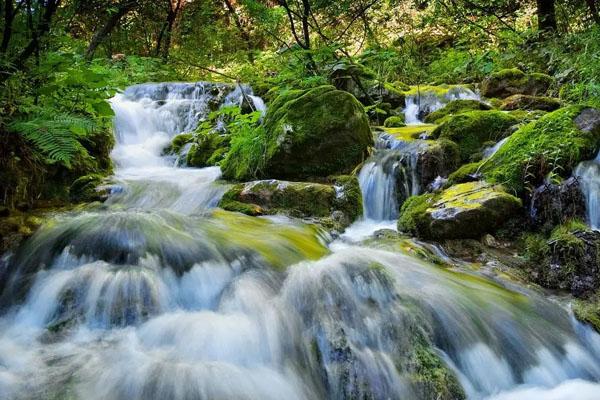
404,86,480,124
575,151,600,230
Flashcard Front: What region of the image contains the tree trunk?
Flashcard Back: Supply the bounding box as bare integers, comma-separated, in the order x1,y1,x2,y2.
13,0,60,69
85,0,137,61
156,0,182,61
536,0,557,32
1,0,24,54
222,0,254,63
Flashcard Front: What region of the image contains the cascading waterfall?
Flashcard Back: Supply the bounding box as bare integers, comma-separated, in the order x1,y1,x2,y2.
1,81,600,400
575,151,600,230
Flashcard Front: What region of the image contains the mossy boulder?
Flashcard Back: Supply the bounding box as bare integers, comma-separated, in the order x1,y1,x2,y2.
222,86,372,181
447,162,483,185
424,99,492,124
500,94,561,111
186,131,231,167
69,174,109,203
525,220,600,297
164,133,193,155
384,115,406,127
574,292,600,333
431,110,519,163
398,182,522,240
481,68,554,99
219,176,362,228
481,106,600,195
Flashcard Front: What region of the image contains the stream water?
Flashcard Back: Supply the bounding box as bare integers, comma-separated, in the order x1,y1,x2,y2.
1,82,600,400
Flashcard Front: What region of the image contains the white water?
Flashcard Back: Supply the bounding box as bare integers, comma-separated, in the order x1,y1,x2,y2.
0,82,599,400
575,151,600,230
404,86,480,124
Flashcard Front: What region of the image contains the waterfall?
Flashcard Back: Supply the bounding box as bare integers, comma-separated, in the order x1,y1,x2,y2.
1,81,600,400
404,86,480,124
575,152,600,230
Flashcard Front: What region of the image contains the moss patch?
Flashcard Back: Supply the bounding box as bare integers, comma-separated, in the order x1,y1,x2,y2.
424,99,492,124
481,106,600,195
398,182,521,240
481,68,554,98
432,110,519,163
500,95,561,112
384,115,406,127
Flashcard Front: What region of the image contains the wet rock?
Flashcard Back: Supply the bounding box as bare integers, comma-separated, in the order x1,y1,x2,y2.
481,68,554,98
398,182,522,240
69,174,110,203
383,115,406,127
219,176,362,228
574,107,600,133
526,221,600,297
221,85,373,181
500,94,561,111
529,177,586,229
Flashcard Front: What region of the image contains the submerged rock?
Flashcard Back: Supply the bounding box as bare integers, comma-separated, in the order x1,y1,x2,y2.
398,182,521,240
219,176,362,228
431,110,519,162
221,85,373,181
481,106,600,195
423,99,492,124
481,68,554,98
500,94,561,111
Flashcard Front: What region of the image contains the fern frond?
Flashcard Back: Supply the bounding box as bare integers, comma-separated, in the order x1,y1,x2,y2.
9,113,97,168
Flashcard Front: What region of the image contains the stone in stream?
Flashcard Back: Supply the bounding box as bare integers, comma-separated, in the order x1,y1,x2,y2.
383,115,406,127
431,110,519,163
221,85,373,181
499,94,562,111
481,68,555,98
529,177,586,229
219,176,362,229
525,220,600,298
398,181,521,240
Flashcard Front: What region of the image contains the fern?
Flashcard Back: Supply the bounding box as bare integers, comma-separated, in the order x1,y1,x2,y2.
9,113,97,168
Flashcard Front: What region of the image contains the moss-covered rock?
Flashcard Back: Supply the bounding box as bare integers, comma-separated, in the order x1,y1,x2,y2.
500,94,561,111
384,115,406,127
574,292,600,333
481,68,554,99
447,162,483,185
186,131,231,167
398,182,522,240
525,220,600,297
164,133,193,155
222,86,373,181
432,110,519,163
481,106,600,194
219,175,362,228
69,174,109,203
424,99,492,124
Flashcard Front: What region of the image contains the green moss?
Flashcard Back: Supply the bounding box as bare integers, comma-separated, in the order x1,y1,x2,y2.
432,110,519,162
383,124,437,141
482,69,554,98
402,84,469,98
332,175,363,222
383,115,406,128
206,209,329,269
500,95,561,112
481,106,600,194
397,193,436,237
165,133,193,154
573,292,600,333
424,99,492,124
69,174,105,203
222,85,372,181
410,344,466,400
398,182,521,239
187,131,231,167
447,162,483,185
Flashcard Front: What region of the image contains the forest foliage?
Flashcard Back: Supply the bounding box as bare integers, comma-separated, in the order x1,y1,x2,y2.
1,0,600,207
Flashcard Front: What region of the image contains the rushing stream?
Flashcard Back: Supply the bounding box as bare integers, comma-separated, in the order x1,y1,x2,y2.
1,82,600,400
